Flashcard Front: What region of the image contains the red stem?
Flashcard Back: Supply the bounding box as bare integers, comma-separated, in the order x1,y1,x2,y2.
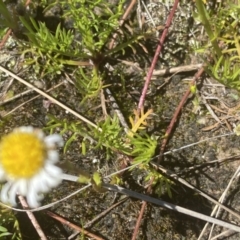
137,0,180,112
158,66,205,163
132,1,180,239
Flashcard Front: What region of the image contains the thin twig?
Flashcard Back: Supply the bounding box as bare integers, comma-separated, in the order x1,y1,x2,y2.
100,89,108,118
18,195,47,240
158,66,205,162
163,132,234,156
103,183,240,233
131,200,147,240
150,162,240,222
201,94,222,124
0,78,14,101
109,0,137,49
46,211,104,240
210,230,237,240
2,82,64,117
198,165,240,239
0,183,92,213
137,0,180,112
152,64,202,77
133,0,180,238
0,89,32,106
84,197,128,228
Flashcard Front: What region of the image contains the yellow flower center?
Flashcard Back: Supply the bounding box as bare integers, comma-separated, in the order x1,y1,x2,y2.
0,131,47,178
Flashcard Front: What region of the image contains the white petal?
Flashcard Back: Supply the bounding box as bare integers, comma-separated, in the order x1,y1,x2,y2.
45,134,63,147
27,178,45,208
26,185,41,208
41,168,62,190
30,165,62,193
8,182,21,206
1,182,12,203
46,150,59,163
1,182,12,204
30,172,49,193
34,129,45,140
45,164,62,178
17,179,28,196
16,126,34,133
42,174,61,191
0,167,6,181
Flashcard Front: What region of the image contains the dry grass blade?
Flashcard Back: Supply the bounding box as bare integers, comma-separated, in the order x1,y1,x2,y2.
151,163,240,222
201,95,222,124
198,165,240,239
105,88,129,131
0,65,101,131
2,82,64,117
103,183,240,233
152,64,203,77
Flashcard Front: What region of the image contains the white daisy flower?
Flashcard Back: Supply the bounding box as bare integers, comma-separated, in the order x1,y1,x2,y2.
0,126,63,208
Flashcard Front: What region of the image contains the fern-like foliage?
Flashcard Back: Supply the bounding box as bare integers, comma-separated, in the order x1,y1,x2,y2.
93,115,129,159
75,67,103,104
130,133,157,165
144,166,173,198
60,0,125,55
45,115,91,154
20,17,74,55
20,17,78,75
128,108,153,137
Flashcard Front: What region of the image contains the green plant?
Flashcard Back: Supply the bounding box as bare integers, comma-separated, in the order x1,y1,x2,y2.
17,0,137,104
0,206,21,240
18,0,126,68
0,0,18,30
195,0,222,58
20,17,76,75
46,114,127,159
60,0,125,55
130,133,158,165
0,226,12,238
75,67,104,104
45,115,90,154
194,0,240,89
91,114,131,159
144,166,173,198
